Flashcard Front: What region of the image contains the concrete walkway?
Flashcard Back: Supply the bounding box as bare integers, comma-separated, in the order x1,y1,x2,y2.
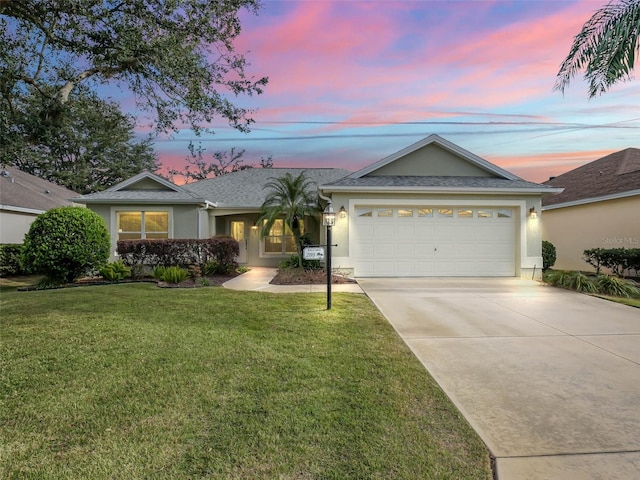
358,277,640,480
223,267,363,294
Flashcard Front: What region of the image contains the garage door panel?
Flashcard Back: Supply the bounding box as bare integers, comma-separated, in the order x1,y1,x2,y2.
354,205,516,277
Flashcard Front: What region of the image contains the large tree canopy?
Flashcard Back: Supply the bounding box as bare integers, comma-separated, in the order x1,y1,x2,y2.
7,87,158,194
0,0,268,134
555,0,640,97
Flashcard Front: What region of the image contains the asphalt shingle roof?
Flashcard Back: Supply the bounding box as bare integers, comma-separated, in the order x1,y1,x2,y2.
0,166,78,211
324,175,554,190
183,168,352,207
77,189,204,203
543,148,640,206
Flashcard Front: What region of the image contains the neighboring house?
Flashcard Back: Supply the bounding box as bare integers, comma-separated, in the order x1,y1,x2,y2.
542,148,640,271
0,166,79,244
73,135,560,278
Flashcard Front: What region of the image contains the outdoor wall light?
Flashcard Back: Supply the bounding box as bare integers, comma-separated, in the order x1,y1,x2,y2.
339,205,347,218
529,207,538,219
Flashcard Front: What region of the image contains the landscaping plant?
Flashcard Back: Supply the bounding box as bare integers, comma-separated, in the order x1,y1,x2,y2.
160,266,189,283
542,240,556,271
21,206,110,284
596,275,640,298
99,260,131,282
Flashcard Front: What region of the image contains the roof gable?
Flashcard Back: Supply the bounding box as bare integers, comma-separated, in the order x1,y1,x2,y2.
105,171,184,193
72,171,206,204
351,134,520,180
543,148,640,207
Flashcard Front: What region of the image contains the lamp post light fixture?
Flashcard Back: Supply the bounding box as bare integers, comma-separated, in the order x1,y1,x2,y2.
322,203,335,310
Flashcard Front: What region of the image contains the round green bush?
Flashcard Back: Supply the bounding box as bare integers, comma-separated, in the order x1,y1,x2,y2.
21,207,110,284
542,240,557,271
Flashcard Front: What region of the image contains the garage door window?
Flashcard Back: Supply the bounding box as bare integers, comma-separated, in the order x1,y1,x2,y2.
438,208,453,218
377,208,393,217
357,208,372,217
497,209,512,218
478,209,493,218
458,209,473,218
418,208,433,217
398,208,413,217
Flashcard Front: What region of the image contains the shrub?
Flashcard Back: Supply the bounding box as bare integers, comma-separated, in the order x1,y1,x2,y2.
279,254,322,271
153,265,167,280
117,237,238,272
21,207,110,284
596,276,640,298
160,266,188,284
542,240,556,271
0,244,24,277
564,272,597,294
99,260,131,281
583,248,640,277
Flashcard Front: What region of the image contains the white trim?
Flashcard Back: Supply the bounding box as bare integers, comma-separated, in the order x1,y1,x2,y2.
0,205,44,215
348,134,520,180
542,189,640,210
109,206,174,257
321,185,559,195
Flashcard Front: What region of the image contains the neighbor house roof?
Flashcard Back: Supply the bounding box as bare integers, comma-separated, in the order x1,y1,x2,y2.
542,148,640,209
0,166,78,214
72,170,207,205
183,168,352,208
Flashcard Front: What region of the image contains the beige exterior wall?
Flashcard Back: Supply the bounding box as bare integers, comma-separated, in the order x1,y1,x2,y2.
209,211,322,267
87,203,201,260
542,195,640,272
369,144,493,177
323,191,544,279
0,210,38,244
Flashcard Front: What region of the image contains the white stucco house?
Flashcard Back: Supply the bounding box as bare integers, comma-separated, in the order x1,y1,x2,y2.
73,135,561,279
0,166,79,244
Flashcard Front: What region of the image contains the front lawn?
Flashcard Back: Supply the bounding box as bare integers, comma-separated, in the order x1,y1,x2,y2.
1,284,491,479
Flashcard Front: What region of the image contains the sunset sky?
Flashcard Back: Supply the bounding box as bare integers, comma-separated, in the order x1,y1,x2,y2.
149,0,639,183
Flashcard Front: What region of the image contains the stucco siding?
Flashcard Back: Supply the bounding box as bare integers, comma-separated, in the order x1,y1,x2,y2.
0,211,37,244
542,196,640,271
368,144,493,177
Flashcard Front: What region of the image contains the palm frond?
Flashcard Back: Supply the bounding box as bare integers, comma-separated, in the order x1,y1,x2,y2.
555,0,640,97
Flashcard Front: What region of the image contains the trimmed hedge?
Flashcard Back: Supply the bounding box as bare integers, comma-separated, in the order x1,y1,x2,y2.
583,248,640,277
542,240,556,271
117,237,239,273
0,244,24,277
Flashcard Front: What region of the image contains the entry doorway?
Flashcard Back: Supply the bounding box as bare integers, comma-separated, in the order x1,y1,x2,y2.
230,220,247,264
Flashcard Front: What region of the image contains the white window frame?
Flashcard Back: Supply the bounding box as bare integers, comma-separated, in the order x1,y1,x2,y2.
259,218,304,258
110,207,173,257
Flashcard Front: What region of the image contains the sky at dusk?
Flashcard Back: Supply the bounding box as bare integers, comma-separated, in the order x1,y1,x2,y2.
145,0,639,183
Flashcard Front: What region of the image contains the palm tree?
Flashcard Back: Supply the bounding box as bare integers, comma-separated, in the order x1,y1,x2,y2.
555,0,640,98
257,172,318,268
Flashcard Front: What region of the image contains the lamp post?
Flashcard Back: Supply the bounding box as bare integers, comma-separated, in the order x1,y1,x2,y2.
322,203,335,310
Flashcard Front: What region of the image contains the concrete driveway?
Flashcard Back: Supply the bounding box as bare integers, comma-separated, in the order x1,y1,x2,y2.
358,277,640,479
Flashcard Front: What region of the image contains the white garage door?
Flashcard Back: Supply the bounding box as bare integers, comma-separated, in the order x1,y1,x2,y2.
353,206,516,277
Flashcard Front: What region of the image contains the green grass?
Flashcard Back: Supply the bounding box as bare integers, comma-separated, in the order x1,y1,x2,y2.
597,295,640,308
1,284,490,479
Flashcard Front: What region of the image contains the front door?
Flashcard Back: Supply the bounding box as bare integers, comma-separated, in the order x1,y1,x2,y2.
230,220,247,263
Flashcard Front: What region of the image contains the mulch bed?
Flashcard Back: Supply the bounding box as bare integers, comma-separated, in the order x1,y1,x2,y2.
270,269,356,285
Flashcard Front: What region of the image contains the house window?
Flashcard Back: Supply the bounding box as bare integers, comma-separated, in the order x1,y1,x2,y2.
263,219,303,255
117,211,169,241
